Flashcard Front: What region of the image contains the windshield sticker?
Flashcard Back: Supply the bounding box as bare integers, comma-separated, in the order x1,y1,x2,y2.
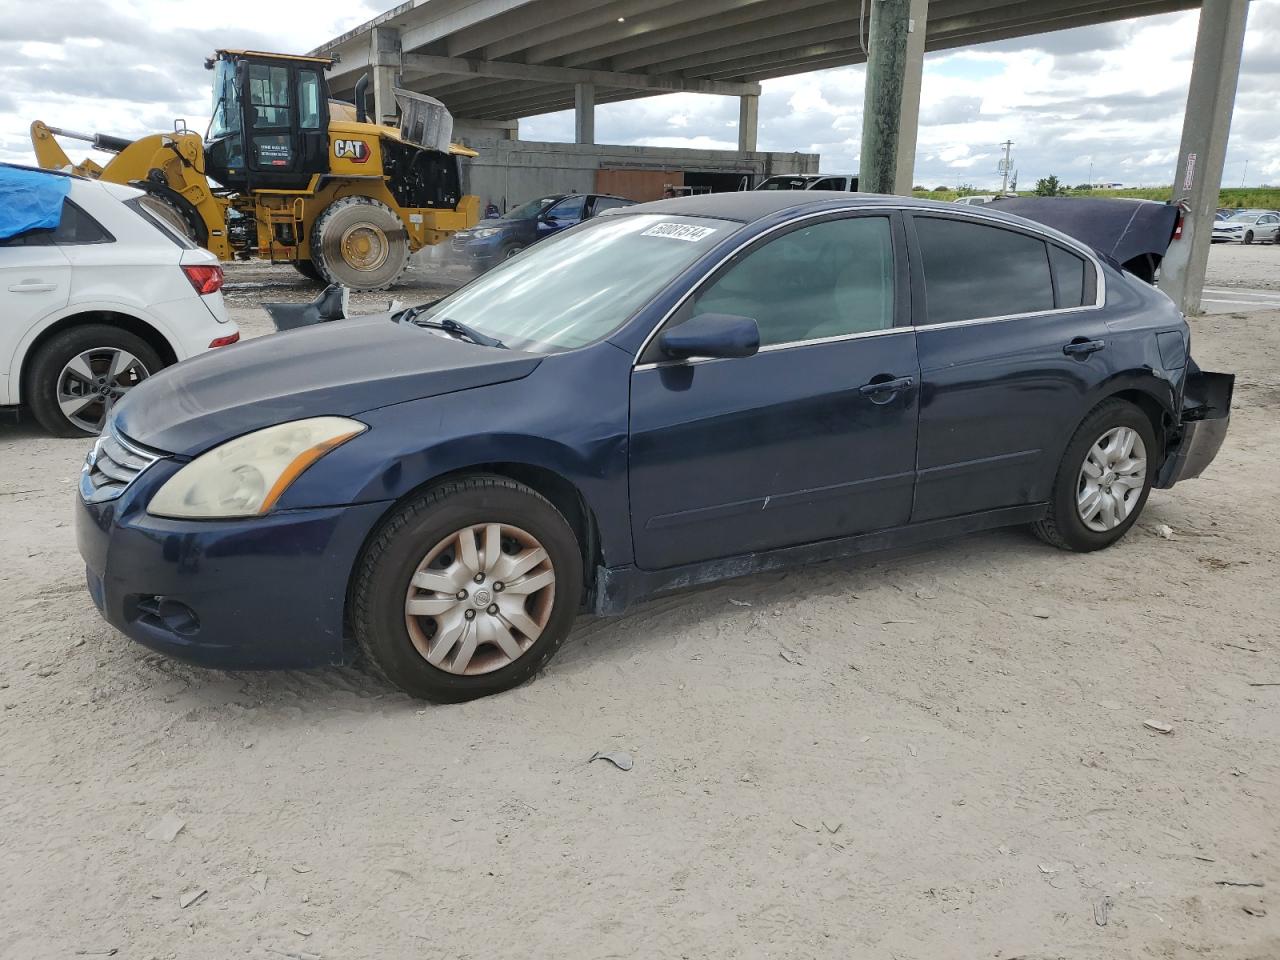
642,222,718,242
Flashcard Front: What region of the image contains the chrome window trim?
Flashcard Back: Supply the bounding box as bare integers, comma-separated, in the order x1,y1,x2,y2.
630,202,1107,367
634,325,910,372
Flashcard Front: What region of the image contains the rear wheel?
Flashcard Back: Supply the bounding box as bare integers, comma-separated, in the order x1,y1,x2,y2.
350,476,583,701
26,325,164,437
310,196,410,291
292,259,324,282
1031,398,1156,552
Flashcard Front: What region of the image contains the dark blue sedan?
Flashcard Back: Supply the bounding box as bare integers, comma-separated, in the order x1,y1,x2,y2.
76,193,1232,701
449,193,636,270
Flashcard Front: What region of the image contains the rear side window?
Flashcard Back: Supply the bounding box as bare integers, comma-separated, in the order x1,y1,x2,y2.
914,216,1054,325
1049,245,1087,308
811,177,848,190
1,199,113,246
591,197,632,216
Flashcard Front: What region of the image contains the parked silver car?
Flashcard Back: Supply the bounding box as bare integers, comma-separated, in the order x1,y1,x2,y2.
1211,210,1280,244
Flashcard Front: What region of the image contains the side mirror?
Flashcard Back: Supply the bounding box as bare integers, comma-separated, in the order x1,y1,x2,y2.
659,313,760,361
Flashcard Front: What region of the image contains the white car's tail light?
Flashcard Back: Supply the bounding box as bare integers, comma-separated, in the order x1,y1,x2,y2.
182,264,225,295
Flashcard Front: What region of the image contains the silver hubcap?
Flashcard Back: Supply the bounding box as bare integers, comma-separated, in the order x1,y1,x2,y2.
56,348,149,433
1077,426,1147,532
404,522,556,676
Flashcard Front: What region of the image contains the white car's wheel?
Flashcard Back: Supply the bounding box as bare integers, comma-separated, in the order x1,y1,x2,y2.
26,325,164,437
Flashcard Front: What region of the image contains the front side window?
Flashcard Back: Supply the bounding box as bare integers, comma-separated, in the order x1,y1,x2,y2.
915,217,1054,325
413,214,737,352
810,177,848,190
692,216,895,346
545,196,586,223
247,64,291,128
506,196,563,220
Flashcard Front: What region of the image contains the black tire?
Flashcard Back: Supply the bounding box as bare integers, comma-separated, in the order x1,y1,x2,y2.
350,475,583,702
26,324,164,437
501,243,525,261
1031,398,1157,552
1243,231,1254,245
293,259,324,282
309,196,410,291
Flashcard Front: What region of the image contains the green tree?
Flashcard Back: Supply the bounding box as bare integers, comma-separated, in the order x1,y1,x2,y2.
1034,175,1064,197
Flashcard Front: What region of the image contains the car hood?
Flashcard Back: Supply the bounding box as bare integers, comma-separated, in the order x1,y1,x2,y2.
112,315,542,455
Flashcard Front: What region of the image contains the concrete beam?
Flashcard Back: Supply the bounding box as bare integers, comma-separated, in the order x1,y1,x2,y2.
894,0,930,195
574,82,595,145
370,25,402,126
738,94,759,152
397,52,761,96
1159,0,1250,315
493,0,678,61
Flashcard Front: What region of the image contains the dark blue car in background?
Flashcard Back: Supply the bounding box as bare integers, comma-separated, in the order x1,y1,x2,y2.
449,192,635,270
76,192,1232,702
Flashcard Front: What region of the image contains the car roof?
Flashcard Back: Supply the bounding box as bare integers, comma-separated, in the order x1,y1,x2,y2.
625,190,1104,260
628,190,996,223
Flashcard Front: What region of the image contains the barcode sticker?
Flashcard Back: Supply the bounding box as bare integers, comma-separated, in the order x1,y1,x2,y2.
641,222,718,242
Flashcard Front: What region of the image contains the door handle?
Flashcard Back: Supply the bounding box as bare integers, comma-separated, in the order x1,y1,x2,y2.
859,375,914,398
8,282,58,293
1063,338,1106,357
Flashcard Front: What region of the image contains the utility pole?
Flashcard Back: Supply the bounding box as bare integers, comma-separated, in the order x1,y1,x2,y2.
859,0,913,194
998,140,1014,196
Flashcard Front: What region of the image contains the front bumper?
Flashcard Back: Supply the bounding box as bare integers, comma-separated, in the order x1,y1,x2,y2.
1156,370,1234,489
76,460,389,669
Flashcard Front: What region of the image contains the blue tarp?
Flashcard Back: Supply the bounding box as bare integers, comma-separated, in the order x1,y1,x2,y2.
0,164,71,241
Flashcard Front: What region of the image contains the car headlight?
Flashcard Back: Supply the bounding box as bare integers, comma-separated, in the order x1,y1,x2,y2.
472,227,502,239
148,417,367,519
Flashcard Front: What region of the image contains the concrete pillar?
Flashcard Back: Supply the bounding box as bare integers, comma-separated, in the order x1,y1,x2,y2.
892,0,929,195
859,0,913,194
574,82,595,145
370,25,402,126
738,94,759,153
1158,0,1250,316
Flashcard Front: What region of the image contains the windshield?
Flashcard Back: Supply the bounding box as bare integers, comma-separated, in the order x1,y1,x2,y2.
506,196,565,220
1228,214,1260,223
207,60,240,140
414,214,738,352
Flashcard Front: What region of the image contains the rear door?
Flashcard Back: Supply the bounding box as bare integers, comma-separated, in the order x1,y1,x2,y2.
628,211,919,570
0,208,73,401
907,212,1111,521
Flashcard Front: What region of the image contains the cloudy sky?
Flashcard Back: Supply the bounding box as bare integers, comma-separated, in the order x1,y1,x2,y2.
2,0,1276,190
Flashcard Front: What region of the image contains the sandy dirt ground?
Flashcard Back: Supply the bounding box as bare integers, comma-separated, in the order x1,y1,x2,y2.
1,245,1277,959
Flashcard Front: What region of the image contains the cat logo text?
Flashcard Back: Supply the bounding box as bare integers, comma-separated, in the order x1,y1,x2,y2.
334,140,370,163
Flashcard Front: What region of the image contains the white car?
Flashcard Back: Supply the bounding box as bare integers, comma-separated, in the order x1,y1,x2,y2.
1,168,239,436
953,195,998,206
755,174,859,191
1211,210,1280,244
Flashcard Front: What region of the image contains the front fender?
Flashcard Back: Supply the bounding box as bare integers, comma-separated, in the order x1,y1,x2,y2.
277,348,635,566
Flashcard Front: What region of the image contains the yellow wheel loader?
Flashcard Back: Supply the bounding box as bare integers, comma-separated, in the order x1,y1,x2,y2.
31,49,480,290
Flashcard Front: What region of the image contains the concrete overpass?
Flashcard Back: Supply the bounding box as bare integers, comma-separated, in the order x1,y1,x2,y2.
313,0,1252,313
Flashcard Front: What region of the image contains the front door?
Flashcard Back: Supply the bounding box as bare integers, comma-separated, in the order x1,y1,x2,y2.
908,212,1113,521
628,212,919,570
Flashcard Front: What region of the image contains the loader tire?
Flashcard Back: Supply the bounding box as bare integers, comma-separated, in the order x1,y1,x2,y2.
293,260,324,283
310,197,410,291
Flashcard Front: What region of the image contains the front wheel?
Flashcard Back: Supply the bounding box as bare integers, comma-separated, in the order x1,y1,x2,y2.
1031,398,1156,552
1243,231,1254,244
350,476,583,701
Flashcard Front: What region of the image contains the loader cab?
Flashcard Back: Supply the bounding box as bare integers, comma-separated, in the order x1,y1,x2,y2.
204,50,331,192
